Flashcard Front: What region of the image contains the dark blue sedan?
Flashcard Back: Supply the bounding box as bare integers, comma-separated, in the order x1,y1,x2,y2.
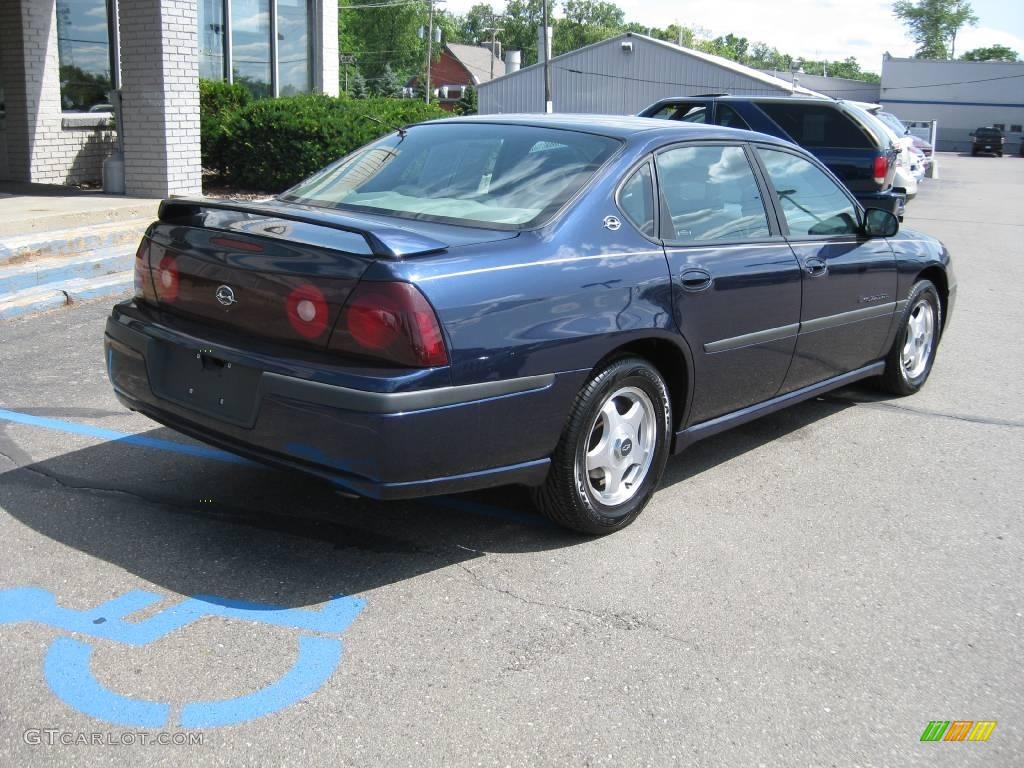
105,116,955,534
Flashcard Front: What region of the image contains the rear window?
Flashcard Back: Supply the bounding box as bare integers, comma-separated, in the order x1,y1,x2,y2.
757,103,875,149
280,123,620,229
975,127,1003,137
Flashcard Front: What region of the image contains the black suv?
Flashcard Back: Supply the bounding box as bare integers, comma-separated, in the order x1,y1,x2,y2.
970,127,1004,157
639,96,904,218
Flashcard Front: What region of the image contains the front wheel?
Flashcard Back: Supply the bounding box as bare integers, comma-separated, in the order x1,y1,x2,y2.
532,357,672,535
878,280,942,396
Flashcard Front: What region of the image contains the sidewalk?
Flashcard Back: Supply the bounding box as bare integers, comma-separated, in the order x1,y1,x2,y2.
0,183,161,320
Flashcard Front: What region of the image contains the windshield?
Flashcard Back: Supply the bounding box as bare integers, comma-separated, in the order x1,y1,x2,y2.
281,123,621,229
876,111,909,136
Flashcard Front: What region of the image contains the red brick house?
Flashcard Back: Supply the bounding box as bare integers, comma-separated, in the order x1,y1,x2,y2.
408,43,506,110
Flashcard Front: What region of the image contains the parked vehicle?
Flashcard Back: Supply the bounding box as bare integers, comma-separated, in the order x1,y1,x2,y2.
908,146,928,182
971,127,1005,156
908,135,933,168
852,105,919,201
639,96,905,218
105,116,955,534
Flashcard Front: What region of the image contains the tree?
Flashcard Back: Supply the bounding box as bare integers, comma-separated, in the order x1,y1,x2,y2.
349,69,368,99
502,0,554,65
961,44,1020,62
373,63,405,98
893,0,978,59
457,3,498,44
454,86,478,115
554,0,626,54
340,0,428,81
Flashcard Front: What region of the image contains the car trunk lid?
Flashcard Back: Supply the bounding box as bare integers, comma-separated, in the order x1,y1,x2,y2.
142,199,513,352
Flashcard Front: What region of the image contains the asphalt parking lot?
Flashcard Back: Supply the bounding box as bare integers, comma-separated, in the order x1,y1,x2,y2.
1,152,1022,767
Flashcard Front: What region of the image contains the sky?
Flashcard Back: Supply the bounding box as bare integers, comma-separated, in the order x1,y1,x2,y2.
443,0,1024,74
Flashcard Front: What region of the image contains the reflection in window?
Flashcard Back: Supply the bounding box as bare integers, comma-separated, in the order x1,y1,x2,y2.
56,0,113,111
231,0,272,98
757,149,859,237
656,146,770,242
199,0,226,81
619,164,655,237
278,0,312,95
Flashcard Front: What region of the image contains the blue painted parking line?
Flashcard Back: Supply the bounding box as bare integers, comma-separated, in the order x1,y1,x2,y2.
0,408,249,464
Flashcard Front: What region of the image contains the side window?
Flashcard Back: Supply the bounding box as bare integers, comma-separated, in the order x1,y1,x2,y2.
715,104,751,131
618,164,655,237
655,145,771,243
757,148,859,237
757,103,874,149
648,102,706,122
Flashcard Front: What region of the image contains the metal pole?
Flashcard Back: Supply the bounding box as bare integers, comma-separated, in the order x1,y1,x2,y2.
425,0,435,104
542,0,551,113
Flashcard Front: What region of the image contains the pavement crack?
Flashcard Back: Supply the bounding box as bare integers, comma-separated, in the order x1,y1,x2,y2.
13,463,200,512
822,397,1024,429
455,562,693,647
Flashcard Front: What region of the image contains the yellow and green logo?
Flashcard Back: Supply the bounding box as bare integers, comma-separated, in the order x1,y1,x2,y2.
920,721,997,742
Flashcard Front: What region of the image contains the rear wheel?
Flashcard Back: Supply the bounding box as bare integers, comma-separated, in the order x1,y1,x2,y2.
533,357,671,535
878,280,942,395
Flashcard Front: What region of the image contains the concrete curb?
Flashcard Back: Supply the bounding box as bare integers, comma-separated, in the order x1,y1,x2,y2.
0,271,132,321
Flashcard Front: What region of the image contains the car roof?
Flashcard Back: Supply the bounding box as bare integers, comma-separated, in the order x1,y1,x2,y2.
424,113,796,147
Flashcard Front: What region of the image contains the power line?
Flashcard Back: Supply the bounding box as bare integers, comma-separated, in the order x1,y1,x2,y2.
881,72,1024,90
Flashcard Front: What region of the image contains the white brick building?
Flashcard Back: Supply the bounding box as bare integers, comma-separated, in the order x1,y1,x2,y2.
0,0,339,197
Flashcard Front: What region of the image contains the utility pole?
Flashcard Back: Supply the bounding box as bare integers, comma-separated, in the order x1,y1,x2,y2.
425,0,436,104
483,25,504,80
542,0,551,113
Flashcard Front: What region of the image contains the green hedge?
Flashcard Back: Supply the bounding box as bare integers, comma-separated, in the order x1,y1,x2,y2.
206,92,446,191
199,80,251,175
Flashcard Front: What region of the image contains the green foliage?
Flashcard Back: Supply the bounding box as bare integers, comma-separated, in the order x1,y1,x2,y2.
373,63,405,98
961,44,1020,62
554,0,625,54
340,0,429,82
893,0,978,59
454,86,478,115
59,65,111,111
216,94,445,191
501,0,554,65
199,79,251,175
458,3,498,43
348,69,369,99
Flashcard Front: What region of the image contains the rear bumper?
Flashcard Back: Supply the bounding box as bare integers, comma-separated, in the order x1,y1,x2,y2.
105,303,586,499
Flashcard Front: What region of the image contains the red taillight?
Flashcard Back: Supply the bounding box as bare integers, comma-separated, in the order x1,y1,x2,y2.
331,281,448,368
873,155,888,186
285,284,330,339
155,253,180,302
133,239,157,302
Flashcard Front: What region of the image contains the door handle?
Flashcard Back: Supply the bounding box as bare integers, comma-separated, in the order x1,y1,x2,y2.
804,257,827,277
679,268,712,292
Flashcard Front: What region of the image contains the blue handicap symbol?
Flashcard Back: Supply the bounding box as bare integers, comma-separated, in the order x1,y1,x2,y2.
0,587,365,728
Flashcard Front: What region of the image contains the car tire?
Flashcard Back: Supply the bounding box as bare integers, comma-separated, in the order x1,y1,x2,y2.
532,357,672,535
878,280,942,396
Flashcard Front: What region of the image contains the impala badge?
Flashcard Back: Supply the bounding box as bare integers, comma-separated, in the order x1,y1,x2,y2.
215,285,237,307
603,215,622,231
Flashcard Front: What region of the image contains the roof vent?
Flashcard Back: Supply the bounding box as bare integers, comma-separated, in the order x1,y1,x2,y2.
621,41,633,54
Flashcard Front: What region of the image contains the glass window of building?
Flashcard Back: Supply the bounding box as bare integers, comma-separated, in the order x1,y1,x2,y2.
199,0,227,81
201,0,313,97
56,0,114,111
231,0,273,97
277,0,312,95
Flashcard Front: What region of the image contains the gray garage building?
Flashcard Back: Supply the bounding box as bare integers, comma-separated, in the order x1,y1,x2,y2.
880,55,1024,153
478,33,824,115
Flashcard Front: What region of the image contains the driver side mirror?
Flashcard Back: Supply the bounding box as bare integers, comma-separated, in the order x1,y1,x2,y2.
863,208,899,238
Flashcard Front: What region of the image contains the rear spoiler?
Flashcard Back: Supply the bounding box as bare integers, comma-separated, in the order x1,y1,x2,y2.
158,198,448,259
